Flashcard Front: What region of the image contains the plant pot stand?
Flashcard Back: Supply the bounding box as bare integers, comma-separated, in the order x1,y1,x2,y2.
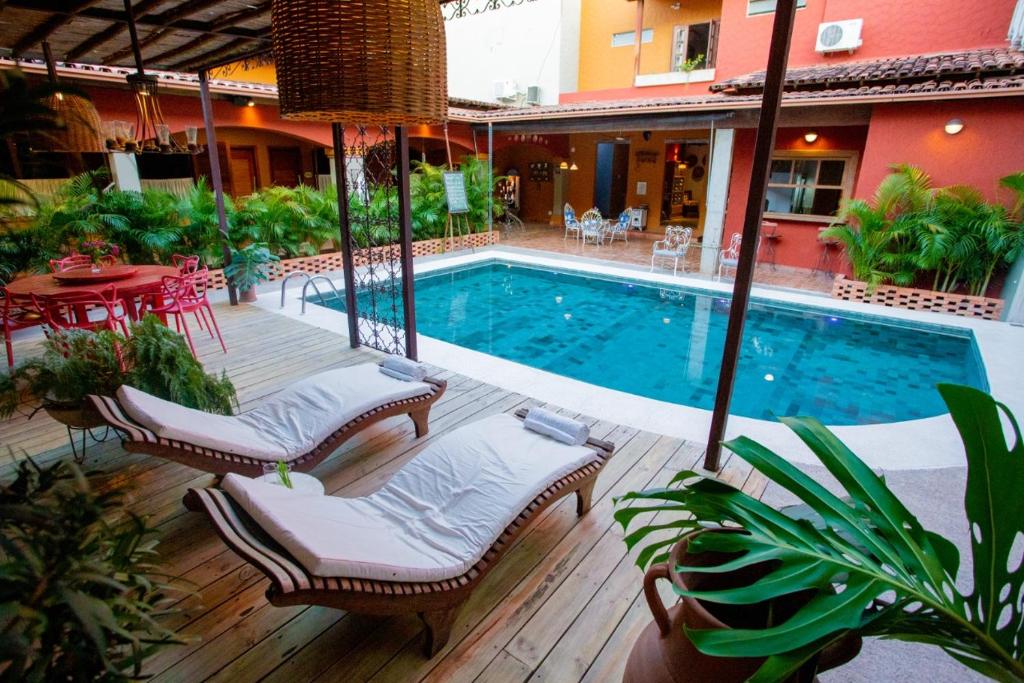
44,404,114,464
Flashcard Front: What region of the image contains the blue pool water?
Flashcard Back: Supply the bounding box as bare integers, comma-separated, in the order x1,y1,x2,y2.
312,260,989,425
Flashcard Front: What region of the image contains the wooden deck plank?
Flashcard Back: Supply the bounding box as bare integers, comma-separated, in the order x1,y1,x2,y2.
0,302,734,683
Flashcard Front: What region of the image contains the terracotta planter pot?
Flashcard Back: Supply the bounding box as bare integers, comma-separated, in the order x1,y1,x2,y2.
44,402,106,430
239,287,258,303
623,530,861,683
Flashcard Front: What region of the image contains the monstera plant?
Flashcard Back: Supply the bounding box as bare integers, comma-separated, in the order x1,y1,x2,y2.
617,384,1024,681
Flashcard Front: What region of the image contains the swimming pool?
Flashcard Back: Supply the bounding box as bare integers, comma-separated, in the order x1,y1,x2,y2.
311,260,989,426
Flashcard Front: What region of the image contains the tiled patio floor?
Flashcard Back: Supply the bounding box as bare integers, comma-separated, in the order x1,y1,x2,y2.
500,224,837,294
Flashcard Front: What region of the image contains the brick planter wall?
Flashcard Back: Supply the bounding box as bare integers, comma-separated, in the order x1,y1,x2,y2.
830,275,1003,320
209,230,500,292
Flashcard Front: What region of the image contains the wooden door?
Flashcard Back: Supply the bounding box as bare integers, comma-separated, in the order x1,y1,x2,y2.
229,146,258,197
268,146,302,187
193,142,232,195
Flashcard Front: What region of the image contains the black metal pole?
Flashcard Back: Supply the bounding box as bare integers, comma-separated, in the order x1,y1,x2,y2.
198,69,238,306
332,123,360,347
395,126,418,360
703,0,798,472
121,0,146,75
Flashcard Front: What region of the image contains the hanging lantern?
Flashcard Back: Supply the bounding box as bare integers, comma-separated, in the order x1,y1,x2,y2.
43,92,105,153
272,0,447,125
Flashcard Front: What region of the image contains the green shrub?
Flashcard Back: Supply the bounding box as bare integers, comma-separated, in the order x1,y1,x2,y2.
0,315,237,419
0,457,186,680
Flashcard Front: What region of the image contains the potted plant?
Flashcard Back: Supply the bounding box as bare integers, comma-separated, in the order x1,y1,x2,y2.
77,239,120,270
224,242,279,302
616,383,1024,682
0,457,188,679
0,315,237,428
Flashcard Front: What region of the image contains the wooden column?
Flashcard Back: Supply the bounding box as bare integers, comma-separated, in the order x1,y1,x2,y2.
198,69,238,306
395,126,418,360
633,0,645,82
332,123,360,347
702,0,798,472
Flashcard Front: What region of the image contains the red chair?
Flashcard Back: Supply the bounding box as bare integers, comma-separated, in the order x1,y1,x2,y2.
172,254,201,274
32,287,131,337
1,288,44,368
48,254,93,272
148,267,226,357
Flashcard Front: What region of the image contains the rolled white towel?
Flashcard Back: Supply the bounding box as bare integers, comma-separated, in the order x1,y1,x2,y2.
379,356,428,381
380,367,416,382
523,407,590,446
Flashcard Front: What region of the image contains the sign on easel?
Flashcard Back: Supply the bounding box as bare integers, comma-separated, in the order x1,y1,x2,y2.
443,171,469,214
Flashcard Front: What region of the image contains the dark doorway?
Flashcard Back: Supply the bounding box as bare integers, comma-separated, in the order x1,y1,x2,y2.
229,146,258,196
593,141,629,216
268,146,302,187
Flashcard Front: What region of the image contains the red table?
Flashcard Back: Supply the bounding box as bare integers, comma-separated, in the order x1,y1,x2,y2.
6,265,179,321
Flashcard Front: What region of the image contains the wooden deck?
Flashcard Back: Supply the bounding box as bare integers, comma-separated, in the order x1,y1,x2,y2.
1,303,768,682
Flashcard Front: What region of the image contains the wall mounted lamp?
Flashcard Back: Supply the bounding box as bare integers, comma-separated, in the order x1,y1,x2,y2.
944,118,964,135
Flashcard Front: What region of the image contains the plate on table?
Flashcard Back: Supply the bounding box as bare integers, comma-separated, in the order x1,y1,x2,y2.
52,265,139,285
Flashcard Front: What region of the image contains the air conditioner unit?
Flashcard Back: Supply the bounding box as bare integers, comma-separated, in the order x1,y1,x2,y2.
492,79,519,101
815,19,863,54
525,85,542,105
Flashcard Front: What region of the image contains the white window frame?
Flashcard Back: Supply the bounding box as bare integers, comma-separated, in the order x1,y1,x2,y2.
670,21,719,71
611,28,654,47
763,151,859,222
748,0,807,17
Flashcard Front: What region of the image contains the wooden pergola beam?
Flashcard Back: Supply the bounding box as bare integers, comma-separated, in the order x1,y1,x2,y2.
63,0,171,61
5,1,270,43
11,0,105,55
170,37,257,72
102,0,249,64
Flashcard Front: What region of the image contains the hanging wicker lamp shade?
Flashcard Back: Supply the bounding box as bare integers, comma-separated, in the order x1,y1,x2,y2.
43,93,105,153
271,0,447,125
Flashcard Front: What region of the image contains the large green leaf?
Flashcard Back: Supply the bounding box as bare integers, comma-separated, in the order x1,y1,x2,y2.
615,384,1024,681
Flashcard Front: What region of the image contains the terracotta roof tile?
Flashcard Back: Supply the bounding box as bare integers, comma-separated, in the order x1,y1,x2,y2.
711,47,1024,93
468,74,1024,122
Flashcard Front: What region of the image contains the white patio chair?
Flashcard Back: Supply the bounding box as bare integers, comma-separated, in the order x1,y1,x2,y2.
580,208,606,246
606,209,632,243
563,203,581,240
650,226,693,276
717,232,743,281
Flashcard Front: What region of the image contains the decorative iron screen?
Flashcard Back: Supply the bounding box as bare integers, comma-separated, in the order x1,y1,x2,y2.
336,125,416,357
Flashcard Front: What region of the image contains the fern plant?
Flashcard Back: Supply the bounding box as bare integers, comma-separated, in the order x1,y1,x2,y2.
0,315,237,419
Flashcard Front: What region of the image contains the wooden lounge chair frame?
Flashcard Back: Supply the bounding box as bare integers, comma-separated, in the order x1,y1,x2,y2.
182,408,615,657
88,370,447,477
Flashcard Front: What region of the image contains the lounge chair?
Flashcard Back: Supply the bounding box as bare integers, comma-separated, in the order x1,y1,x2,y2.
88,362,447,476
182,408,615,657
651,226,693,276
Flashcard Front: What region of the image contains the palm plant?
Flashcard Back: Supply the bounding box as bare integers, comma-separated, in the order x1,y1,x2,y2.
177,177,237,268
617,384,1024,681
823,165,935,288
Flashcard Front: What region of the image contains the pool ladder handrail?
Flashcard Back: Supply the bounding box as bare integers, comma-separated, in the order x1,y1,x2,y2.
300,275,342,315
279,270,311,308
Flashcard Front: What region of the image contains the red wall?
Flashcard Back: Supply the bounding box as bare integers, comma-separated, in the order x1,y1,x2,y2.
88,86,475,151
723,125,868,271
856,98,1024,201
567,0,1017,103
710,0,1015,84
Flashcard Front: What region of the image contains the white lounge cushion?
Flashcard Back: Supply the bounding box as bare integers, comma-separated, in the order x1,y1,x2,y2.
221,413,600,582
117,363,431,461
653,249,682,257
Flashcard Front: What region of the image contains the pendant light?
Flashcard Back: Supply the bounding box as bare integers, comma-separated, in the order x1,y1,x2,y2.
40,42,105,153
271,0,448,125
